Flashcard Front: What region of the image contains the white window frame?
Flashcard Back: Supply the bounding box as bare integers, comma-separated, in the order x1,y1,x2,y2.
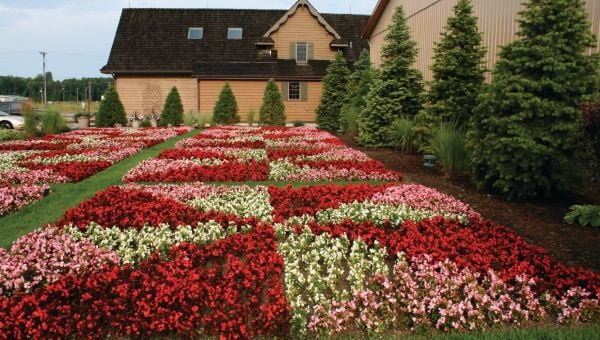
187,27,204,39
288,81,301,100
296,42,308,64
227,27,243,40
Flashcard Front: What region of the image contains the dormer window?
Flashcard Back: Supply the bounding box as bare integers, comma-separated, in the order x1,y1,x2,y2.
296,42,308,64
227,27,243,40
187,27,203,39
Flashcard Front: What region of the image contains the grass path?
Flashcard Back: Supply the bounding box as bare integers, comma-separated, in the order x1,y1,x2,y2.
0,129,202,248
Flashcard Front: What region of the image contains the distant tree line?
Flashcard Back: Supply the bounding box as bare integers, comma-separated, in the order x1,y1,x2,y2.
0,73,113,102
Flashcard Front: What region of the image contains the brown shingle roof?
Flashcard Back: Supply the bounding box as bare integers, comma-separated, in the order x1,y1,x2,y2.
101,8,370,76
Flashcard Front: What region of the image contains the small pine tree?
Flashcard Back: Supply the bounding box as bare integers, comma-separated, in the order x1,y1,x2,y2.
212,82,240,125
469,0,600,200
160,86,184,126
316,51,350,131
358,5,424,147
340,49,373,134
96,85,127,127
427,0,486,127
259,79,286,126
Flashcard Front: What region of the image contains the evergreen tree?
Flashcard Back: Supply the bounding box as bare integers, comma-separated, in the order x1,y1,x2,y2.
316,51,350,131
358,5,424,147
259,79,286,126
160,86,184,126
469,0,599,200
340,49,373,134
212,82,240,125
96,85,127,127
424,0,486,127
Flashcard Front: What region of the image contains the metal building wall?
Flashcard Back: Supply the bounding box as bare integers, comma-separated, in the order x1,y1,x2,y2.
370,0,600,82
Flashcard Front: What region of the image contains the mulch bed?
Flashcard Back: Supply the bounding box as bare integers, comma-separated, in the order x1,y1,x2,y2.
340,135,600,272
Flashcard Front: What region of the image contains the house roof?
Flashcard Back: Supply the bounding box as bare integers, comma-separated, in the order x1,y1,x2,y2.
193,60,332,80
101,8,370,76
264,0,342,39
362,0,391,39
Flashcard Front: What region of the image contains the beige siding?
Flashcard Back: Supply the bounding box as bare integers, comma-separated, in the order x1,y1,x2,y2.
115,75,198,115
271,6,336,60
198,80,322,122
370,0,600,82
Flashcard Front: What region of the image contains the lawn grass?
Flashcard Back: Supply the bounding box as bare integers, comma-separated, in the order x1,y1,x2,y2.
402,324,600,340
0,128,201,248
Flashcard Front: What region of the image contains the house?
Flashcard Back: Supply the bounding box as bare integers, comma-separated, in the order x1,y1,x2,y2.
101,0,369,122
362,0,600,82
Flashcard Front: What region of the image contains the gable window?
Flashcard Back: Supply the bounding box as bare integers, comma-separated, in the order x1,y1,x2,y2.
288,81,301,100
187,27,203,39
227,27,243,40
296,42,308,64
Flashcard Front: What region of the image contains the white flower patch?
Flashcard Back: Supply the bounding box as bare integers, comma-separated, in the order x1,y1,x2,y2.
0,151,35,174
268,159,310,181
27,154,110,165
67,221,249,266
275,224,389,335
189,158,227,166
186,186,273,221
287,201,468,226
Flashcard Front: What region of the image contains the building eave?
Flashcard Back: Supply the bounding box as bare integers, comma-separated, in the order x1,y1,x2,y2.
362,0,390,39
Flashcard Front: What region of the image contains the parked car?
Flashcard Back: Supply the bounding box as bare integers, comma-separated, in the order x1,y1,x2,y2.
0,110,24,129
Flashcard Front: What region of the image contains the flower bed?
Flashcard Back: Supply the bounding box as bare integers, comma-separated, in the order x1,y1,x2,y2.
0,127,191,216
1,182,598,338
124,126,402,182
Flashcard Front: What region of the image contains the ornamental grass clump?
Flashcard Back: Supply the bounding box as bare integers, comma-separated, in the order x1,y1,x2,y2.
430,123,468,178
40,110,68,135
388,117,415,153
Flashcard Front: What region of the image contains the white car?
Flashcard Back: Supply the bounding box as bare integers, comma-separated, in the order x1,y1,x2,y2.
0,110,24,130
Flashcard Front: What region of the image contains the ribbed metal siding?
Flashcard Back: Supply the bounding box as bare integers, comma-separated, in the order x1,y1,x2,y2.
370,0,600,82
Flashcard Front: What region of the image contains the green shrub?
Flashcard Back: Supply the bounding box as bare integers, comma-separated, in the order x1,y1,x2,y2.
160,86,184,126
247,110,256,127
259,79,286,126
340,106,360,137
212,82,240,125
316,51,350,131
293,121,305,127
21,101,39,137
565,205,600,227
388,117,416,153
96,85,127,127
357,5,423,147
40,110,68,135
140,119,153,128
468,0,598,200
430,123,468,178
0,129,27,141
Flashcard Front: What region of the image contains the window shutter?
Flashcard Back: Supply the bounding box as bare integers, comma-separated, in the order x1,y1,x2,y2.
281,81,289,100
289,43,297,60
307,43,314,60
300,82,308,101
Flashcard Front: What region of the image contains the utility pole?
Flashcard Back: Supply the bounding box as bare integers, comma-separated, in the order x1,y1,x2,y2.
61,86,65,102
87,81,91,114
76,88,79,102
39,51,47,108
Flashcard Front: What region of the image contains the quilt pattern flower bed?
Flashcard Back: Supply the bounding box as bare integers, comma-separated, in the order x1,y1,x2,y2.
124,126,402,183
0,127,191,216
1,183,598,338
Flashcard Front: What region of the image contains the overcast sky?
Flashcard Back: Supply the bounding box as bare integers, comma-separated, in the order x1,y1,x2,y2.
0,0,377,80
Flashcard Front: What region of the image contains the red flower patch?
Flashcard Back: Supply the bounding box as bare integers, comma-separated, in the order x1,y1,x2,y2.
0,227,291,339
269,184,393,220
19,161,113,182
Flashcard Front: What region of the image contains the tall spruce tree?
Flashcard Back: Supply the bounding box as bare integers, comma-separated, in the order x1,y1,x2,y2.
340,49,373,134
160,86,184,126
469,0,599,200
425,0,486,127
96,85,127,127
212,82,240,125
316,51,350,131
358,5,424,147
260,79,286,126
